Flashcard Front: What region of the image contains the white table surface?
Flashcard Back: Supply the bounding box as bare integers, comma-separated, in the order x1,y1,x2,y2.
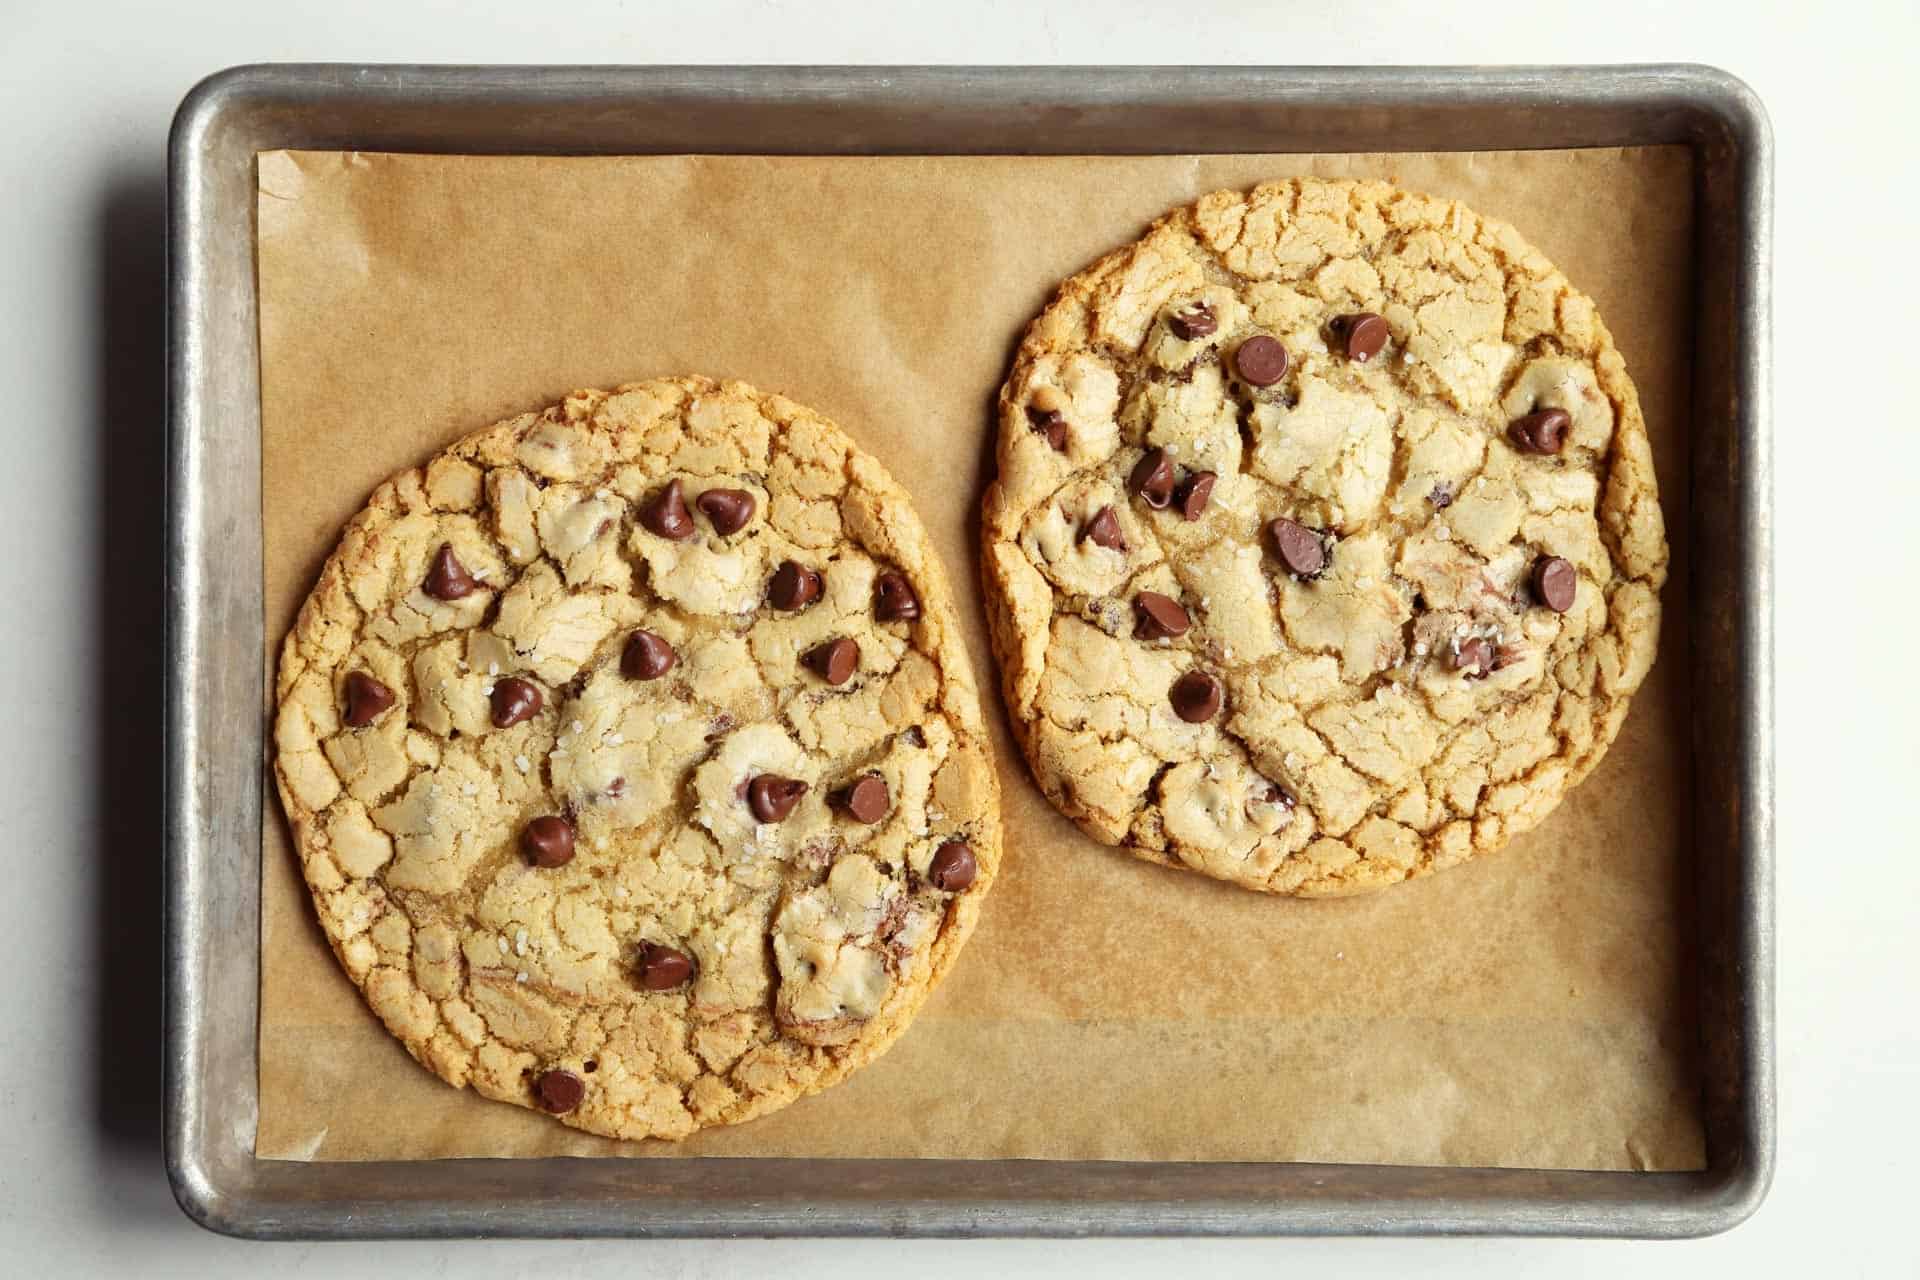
4,1,1913,1274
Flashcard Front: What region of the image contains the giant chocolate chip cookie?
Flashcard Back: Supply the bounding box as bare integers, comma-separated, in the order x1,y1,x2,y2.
981,178,1666,896
274,376,1000,1140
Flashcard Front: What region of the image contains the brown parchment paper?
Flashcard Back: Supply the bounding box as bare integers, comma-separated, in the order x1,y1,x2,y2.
255,148,1703,1170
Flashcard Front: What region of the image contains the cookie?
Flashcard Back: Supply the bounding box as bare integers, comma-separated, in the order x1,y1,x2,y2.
981,178,1667,896
273,376,1000,1140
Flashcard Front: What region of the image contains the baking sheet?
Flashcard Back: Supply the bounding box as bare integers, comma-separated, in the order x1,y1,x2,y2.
254,148,1703,1169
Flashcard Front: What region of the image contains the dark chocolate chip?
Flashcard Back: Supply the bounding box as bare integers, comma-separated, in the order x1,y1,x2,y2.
747,774,808,823
1177,471,1217,521
342,671,395,727
1331,312,1391,362
1081,505,1126,551
834,774,890,824
1234,335,1290,386
694,486,756,535
1508,408,1572,455
534,1068,585,1113
1532,556,1578,614
636,942,694,991
1267,517,1327,577
1169,670,1223,723
803,636,860,686
1026,404,1069,452
1429,482,1455,509
1129,448,1175,508
769,560,823,610
423,543,479,600
490,676,543,728
1451,637,1496,679
621,630,676,680
1169,300,1218,340
640,478,695,540
1134,591,1192,640
1249,783,1297,820
522,815,576,868
873,571,921,622
928,839,977,892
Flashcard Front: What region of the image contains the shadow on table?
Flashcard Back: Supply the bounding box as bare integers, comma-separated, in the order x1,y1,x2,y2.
92,170,180,1225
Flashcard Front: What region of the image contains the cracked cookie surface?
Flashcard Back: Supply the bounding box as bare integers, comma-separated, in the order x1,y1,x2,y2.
981,178,1667,896
274,376,1000,1140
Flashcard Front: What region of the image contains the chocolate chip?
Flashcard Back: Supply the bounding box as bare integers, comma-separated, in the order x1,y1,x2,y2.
1532,556,1578,614
1429,482,1455,509
1234,335,1290,386
522,815,576,868
694,486,756,535
747,774,808,823
1177,471,1216,521
1169,670,1223,723
423,543,478,600
1508,408,1572,455
1331,312,1390,362
1081,505,1126,551
636,942,694,991
490,677,543,728
803,636,860,686
1267,517,1327,577
342,671,395,727
769,560,823,611
640,478,695,540
1451,637,1495,679
1129,448,1175,508
834,774,890,824
534,1068,585,1114
928,839,977,892
1025,403,1069,452
1169,301,1218,340
1134,591,1191,640
620,630,676,680
873,571,921,622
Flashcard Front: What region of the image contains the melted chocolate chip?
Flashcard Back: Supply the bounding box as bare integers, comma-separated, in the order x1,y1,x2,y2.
423,543,478,600
636,942,694,991
1267,517,1327,577
803,636,860,686
522,815,576,868
342,671,395,727
1081,505,1126,551
621,630,676,680
769,560,823,610
1508,408,1572,455
534,1068,585,1114
873,571,921,622
1532,556,1578,614
1451,637,1496,679
1177,471,1217,521
834,774,890,824
1168,670,1223,723
1130,448,1175,508
747,775,808,823
1026,404,1069,452
694,486,756,535
1134,591,1192,640
928,839,977,892
1234,335,1290,387
1331,312,1391,362
640,478,695,540
1169,300,1218,340
490,677,543,728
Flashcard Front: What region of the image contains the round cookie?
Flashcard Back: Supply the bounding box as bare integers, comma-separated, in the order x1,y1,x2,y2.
981,178,1667,896
273,376,1000,1141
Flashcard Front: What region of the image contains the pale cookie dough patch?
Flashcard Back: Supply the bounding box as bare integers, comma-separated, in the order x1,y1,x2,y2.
983,177,1667,895
273,376,1001,1142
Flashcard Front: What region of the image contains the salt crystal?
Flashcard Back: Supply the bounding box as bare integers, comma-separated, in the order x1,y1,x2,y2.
496,936,509,953
572,720,584,734
515,971,528,984
607,733,624,746
514,754,530,773
488,662,500,677
1434,525,1451,542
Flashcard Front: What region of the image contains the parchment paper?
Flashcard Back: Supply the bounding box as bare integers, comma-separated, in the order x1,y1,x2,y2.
255,148,1703,1169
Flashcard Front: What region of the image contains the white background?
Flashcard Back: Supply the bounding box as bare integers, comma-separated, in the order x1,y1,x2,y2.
2,1,1913,1275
